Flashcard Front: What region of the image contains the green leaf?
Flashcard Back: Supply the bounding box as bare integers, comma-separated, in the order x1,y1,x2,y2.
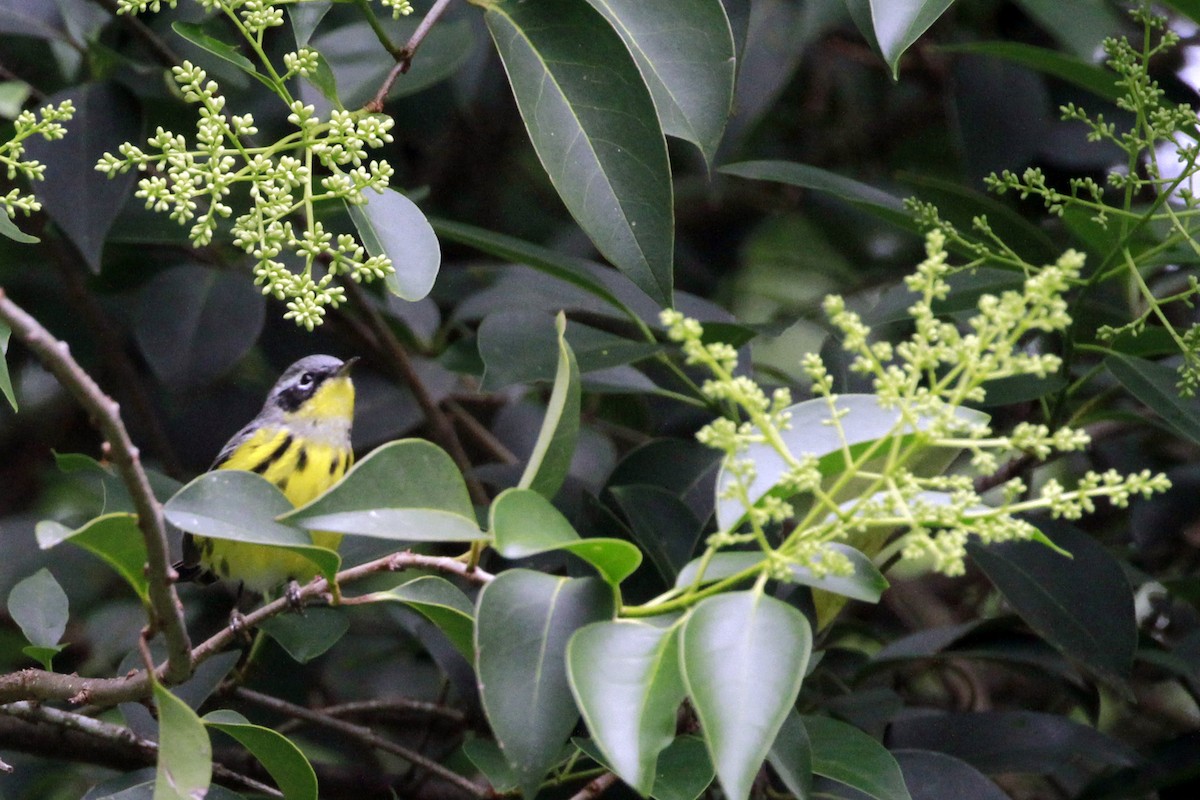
768,710,812,800
0,212,37,243
258,607,350,664
281,439,483,542
609,486,704,581
475,570,615,798
203,710,318,800
153,682,212,800
714,394,989,532
27,82,141,272
719,161,912,229
674,543,888,603
490,488,643,585
937,41,1120,101
7,568,68,669
519,312,581,498
430,218,642,323
133,264,264,390
36,514,150,604
651,735,715,800
163,471,341,585
463,738,520,793
347,188,440,302
583,0,735,164
680,591,812,800
567,621,686,793
868,0,956,79
1011,0,1123,59
967,519,1136,682
171,21,275,91
288,0,330,48
484,0,674,306
360,576,476,660
0,321,16,413
1106,353,1200,446
802,715,911,800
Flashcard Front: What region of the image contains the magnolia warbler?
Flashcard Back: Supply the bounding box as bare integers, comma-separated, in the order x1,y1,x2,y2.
179,354,358,594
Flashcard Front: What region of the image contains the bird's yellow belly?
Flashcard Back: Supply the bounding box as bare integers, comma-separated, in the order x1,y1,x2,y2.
196,427,350,593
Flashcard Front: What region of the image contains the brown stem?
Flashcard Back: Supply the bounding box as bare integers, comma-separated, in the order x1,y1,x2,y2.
366,0,457,111
234,687,490,799
0,287,193,684
88,0,182,67
343,280,489,506
568,772,619,800
0,550,491,706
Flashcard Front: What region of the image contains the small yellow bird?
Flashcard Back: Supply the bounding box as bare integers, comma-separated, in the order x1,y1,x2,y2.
180,354,357,594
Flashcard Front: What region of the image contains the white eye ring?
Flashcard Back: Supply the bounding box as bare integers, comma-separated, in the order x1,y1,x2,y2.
298,372,315,388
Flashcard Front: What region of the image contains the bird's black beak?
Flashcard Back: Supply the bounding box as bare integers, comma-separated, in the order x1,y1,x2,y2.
337,356,360,377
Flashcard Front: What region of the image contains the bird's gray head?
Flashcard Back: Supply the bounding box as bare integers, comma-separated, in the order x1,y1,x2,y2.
266,355,358,414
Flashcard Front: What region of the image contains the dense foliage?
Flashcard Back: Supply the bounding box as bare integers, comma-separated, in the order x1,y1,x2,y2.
3,1,1200,799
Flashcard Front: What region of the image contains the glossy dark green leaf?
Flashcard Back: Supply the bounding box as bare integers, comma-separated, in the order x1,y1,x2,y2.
7,567,68,669
680,591,812,800
171,21,274,90
651,735,715,800
485,0,674,305
675,543,888,603
258,607,349,664
490,488,642,585
475,570,615,798
1106,352,1200,446
804,715,911,800
768,710,812,800
154,682,212,800
720,160,912,229
203,710,318,800
288,0,331,48
282,439,484,541
163,471,340,584
36,513,149,603
937,41,1120,101
462,738,520,794
868,0,955,79
888,711,1138,791
360,576,475,659
134,264,264,390
27,82,140,272
609,486,704,581
1011,0,1123,58
0,321,13,411
567,621,685,793
431,219,641,322
967,519,1136,681
520,313,581,499
583,0,735,164
892,749,1009,800
347,188,440,301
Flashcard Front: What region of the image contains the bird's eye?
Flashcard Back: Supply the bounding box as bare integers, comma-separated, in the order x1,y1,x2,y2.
298,372,315,388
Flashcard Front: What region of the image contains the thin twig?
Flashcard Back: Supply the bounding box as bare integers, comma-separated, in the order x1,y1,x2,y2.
366,0,457,111
446,399,519,464
0,550,491,706
568,772,619,800
0,703,281,796
342,280,490,506
0,287,193,684
234,687,490,799
88,0,182,67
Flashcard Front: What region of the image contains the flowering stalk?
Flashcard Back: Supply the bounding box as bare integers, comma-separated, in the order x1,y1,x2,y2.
0,101,75,223
631,232,1169,617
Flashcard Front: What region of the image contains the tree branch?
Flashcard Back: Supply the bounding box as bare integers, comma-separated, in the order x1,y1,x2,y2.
342,280,490,506
0,550,491,706
233,687,490,799
366,0,457,111
0,287,193,684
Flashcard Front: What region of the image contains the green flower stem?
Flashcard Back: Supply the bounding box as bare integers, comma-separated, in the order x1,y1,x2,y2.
353,0,403,58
